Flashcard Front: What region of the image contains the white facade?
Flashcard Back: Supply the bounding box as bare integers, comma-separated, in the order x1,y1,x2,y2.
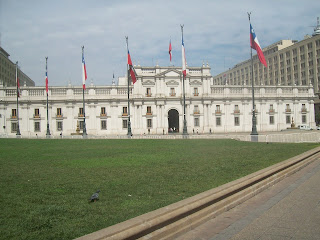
0,65,316,137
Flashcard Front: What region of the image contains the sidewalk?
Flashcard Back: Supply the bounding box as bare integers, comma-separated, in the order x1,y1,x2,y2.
177,157,320,240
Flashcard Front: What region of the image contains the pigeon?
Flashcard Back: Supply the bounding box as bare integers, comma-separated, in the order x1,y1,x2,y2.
89,190,100,202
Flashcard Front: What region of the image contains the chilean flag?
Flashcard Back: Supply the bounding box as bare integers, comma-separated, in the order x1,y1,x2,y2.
127,50,137,84
82,54,87,89
181,35,187,76
169,39,172,62
250,24,267,67
45,69,48,93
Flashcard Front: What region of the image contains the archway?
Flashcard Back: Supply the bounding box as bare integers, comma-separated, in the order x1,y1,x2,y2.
168,109,179,133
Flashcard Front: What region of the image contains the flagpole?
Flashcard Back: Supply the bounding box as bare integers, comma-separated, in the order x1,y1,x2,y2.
248,12,258,138
16,61,21,136
45,57,51,138
181,24,188,137
82,46,87,137
126,36,132,137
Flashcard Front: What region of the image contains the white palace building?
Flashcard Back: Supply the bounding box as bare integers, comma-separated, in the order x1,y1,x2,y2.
0,63,316,137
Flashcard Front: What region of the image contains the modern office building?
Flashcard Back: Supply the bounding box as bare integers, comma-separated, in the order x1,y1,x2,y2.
213,19,320,121
0,64,315,137
0,46,35,87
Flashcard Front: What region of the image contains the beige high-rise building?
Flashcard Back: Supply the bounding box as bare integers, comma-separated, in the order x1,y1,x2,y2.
213,18,320,120
0,46,35,87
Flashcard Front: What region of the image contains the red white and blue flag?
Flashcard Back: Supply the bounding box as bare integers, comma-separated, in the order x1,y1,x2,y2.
250,24,267,67
181,35,187,76
127,50,137,84
169,39,172,62
82,54,87,89
45,69,48,93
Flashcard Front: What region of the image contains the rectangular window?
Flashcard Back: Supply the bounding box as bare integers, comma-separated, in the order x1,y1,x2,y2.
79,108,84,117
170,88,176,96
11,109,17,118
216,117,221,126
79,121,84,130
302,115,307,124
147,106,152,115
34,109,40,118
57,121,63,131
101,107,106,116
122,120,128,129
269,116,274,125
302,104,307,112
193,87,199,96
286,104,291,112
194,105,199,114
11,122,17,133
34,122,40,132
234,116,240,126
146,88,151,97
216,105,221,114
269,104,274,112
234,105,240,114
194,118,199,127
286,115,291,124
147,119,152,128
123,107,128,115
101,120,107,130
57,108,62,117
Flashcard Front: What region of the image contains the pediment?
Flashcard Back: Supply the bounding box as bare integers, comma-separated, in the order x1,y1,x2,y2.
142,79,155,86
155,69,183,78
190,80,202,86
166,80,180,86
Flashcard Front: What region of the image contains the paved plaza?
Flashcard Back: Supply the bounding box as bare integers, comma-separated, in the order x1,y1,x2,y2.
177,156,320,240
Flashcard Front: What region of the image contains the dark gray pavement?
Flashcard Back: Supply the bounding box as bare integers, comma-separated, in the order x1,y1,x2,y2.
176,157,320,240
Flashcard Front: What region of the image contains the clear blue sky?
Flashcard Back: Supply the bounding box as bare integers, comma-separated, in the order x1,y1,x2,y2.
0,0,319,86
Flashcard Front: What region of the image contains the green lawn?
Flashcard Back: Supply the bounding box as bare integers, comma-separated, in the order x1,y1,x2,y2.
0,139,318,239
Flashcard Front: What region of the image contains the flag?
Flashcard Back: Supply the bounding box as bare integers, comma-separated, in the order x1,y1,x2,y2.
127,50,137,84
82,54,87,89
169,39,172,62
181,35,187,76
250,23,267,67
45,68,48,93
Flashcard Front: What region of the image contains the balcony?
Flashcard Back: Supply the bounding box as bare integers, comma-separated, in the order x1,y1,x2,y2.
215,110,221,115
193,93,199,96
33,114,41,118
122,113,128,117
78,113,84,117
285,109,291,113
146,112,153,115
56,114,63,118
170,93,176,97
269,109,274,113
100,113,107,117
145,93,152,97
10,115,17,119
193,111,200,115
234,110,240,114
301,108,307,113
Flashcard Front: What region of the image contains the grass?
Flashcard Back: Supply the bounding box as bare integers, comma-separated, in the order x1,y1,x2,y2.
0,139,318,239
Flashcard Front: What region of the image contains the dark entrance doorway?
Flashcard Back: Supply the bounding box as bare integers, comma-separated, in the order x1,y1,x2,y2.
168,109,179,133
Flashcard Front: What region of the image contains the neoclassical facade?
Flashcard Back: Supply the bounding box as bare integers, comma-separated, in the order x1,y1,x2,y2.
0,64,316,137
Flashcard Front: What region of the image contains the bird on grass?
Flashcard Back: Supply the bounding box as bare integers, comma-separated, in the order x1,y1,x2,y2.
89,190,100,203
